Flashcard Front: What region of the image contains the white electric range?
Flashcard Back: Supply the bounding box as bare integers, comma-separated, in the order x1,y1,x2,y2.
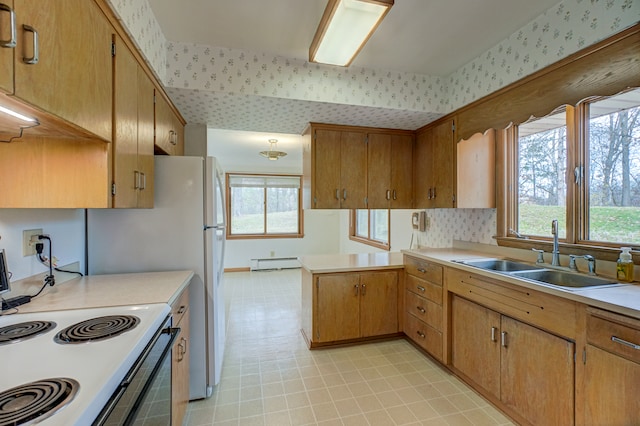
0,303,171,425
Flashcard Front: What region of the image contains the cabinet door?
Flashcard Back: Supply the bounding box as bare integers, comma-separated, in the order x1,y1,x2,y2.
0,0,13,94
451,296,501,397
154,93,174,155
367,133,391,209
390,134,413,208
340,131,367,209
137,67,155,208
313,128,342,208
359,271,398,337
171,296,190,426
456,129,495,208
112,36,138,208
584,344,640,425
413,130,431,208
501,316,574,426
315,274,360,342
14,0,112,141
431,119,455,208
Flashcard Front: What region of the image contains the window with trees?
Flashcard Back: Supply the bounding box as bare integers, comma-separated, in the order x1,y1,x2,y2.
350,209,390,250
510,88,640,247
226,174,302,239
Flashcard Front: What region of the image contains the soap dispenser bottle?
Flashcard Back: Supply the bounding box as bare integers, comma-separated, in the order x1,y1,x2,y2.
616,247,634,282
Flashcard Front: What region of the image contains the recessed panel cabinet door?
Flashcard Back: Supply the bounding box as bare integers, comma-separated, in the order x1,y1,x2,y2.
451,296,501,398
500,316,574,426
359,271,398,337
0,0,13,94
315,274,360,342
14,0,112,141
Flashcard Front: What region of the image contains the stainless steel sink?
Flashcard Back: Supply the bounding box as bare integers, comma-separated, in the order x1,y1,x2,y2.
454,258,543,272
510,269,621,289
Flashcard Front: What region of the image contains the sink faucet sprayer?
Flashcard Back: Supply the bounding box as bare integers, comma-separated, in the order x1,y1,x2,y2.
551,219,560,266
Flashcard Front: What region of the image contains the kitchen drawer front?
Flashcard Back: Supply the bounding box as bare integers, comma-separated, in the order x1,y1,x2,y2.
404,256,443,285
405,290,442,331
171,287,190,326
447,268,577,340
587,307,640,364
405,274,442,304
404,312,443,361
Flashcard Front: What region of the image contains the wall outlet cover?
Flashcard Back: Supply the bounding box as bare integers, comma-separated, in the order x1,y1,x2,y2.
22,229,43,257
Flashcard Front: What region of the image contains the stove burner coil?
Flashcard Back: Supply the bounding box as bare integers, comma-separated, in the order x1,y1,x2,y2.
54,315,140,344
0,378,79,426
0,321,56,345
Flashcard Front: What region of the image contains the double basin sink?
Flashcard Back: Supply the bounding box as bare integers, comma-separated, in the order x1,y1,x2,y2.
454,258,624,291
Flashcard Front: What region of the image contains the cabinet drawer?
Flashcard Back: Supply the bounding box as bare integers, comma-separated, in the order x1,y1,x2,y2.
405,275,442,304
404,256,443,285
404,312,442,361
587,308,640,364
405,290,442,331
171,288,190,326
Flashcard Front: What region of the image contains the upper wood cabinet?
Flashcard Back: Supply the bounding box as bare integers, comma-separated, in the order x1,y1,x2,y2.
456,129,495,208
304,125,367,209
414,118,455,208
0,1,13,94
155,92,184,156
112,35,154,208
367,133,413,209
10,0,112,141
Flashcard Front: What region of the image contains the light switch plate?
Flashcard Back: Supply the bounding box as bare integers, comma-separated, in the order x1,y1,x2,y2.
22,229,42,257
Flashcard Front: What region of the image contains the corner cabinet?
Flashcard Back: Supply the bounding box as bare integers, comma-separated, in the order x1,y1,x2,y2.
171,286,190,426
414,118,455,208
583,307,640,425
301,268,402,348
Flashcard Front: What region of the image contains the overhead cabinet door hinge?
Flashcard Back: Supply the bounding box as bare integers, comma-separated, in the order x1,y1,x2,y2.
452,122,455,132
111,41,116,57
111,183,116,196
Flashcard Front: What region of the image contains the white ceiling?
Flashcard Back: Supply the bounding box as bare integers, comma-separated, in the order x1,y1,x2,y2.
147,0,561,171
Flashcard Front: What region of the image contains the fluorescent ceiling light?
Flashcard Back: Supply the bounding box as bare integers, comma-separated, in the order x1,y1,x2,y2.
0,105,37,122
310,0,393,67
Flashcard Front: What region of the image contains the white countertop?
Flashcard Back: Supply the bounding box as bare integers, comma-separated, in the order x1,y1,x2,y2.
298,252,404,273
12,270,194,314
403,247,640,320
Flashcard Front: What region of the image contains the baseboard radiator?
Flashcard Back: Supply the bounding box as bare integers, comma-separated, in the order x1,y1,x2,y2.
250,257,300,271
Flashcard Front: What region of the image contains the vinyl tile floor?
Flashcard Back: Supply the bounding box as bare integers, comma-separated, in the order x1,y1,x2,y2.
185,269,515,426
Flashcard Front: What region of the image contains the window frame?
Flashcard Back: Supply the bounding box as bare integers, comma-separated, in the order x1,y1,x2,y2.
500,90,640,260
348,209,391,251
225,173,304,240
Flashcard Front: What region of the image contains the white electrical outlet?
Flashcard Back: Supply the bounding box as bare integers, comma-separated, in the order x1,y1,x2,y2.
22,228,43,257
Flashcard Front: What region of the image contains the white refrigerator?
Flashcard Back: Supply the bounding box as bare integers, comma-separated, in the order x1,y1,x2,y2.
87,156,226,400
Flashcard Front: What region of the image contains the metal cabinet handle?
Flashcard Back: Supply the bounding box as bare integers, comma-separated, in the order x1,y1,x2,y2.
501,331,508,347
169,130,177,145
417,268,427,273
416,306,426,314
0,4,16,48
177,306,186,315
134,171,140,190
140,172,146,190
428,188,432,199
392,190,397,200
611,336,640,350
416,285,425,292
386,189,391,200
491,326,497,342
433,187,437,199
177,336,187,361
416,330,425,339
335,189,340,200
22,24,38,64
354,284,359,296
361,283,366,296
343,189,347,200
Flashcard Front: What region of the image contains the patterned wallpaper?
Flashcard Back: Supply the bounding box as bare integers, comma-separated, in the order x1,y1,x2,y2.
411,209,498,248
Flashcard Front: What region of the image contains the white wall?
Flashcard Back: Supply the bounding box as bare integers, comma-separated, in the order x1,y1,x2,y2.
224,209,340,269
0,210,85,281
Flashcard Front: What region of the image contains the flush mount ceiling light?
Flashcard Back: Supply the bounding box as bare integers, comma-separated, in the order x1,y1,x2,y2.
259,139,287,161
309,0,393,67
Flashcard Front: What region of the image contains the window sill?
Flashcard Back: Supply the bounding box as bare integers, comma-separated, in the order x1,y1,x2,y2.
349,235,390,251
495,236,635,263
227,233,304,240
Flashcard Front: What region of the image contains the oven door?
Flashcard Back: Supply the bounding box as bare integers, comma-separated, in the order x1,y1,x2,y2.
93,315,179,426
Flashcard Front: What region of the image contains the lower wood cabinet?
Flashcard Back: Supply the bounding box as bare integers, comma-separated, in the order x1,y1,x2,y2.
171,286,190,426
301,269,401,347
583,307,640,425
451,295,575,426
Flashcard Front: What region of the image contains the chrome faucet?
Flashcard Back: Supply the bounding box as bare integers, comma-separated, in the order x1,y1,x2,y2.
551,219,560,266
569,254,597,275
